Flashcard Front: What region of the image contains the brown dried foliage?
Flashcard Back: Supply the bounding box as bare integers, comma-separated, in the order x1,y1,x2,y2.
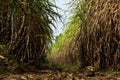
77,0,120,70
49,0,120,70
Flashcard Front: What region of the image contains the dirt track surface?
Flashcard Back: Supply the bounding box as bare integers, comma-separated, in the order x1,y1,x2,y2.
0,70,120,80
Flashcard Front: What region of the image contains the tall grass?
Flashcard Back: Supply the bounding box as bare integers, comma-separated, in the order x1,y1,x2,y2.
0,0,60,66
77,0,120,70
48,13,80,65
49,0,120,70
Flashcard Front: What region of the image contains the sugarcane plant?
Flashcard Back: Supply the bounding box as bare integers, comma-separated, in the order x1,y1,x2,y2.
0,0,61,67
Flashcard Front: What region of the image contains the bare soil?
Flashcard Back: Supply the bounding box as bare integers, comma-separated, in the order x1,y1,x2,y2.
0,70,120,80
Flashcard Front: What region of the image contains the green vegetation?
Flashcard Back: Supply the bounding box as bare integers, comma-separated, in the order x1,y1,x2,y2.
0,0,60,72
48,14,80,55
48,0,88,65
44,61,80,71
